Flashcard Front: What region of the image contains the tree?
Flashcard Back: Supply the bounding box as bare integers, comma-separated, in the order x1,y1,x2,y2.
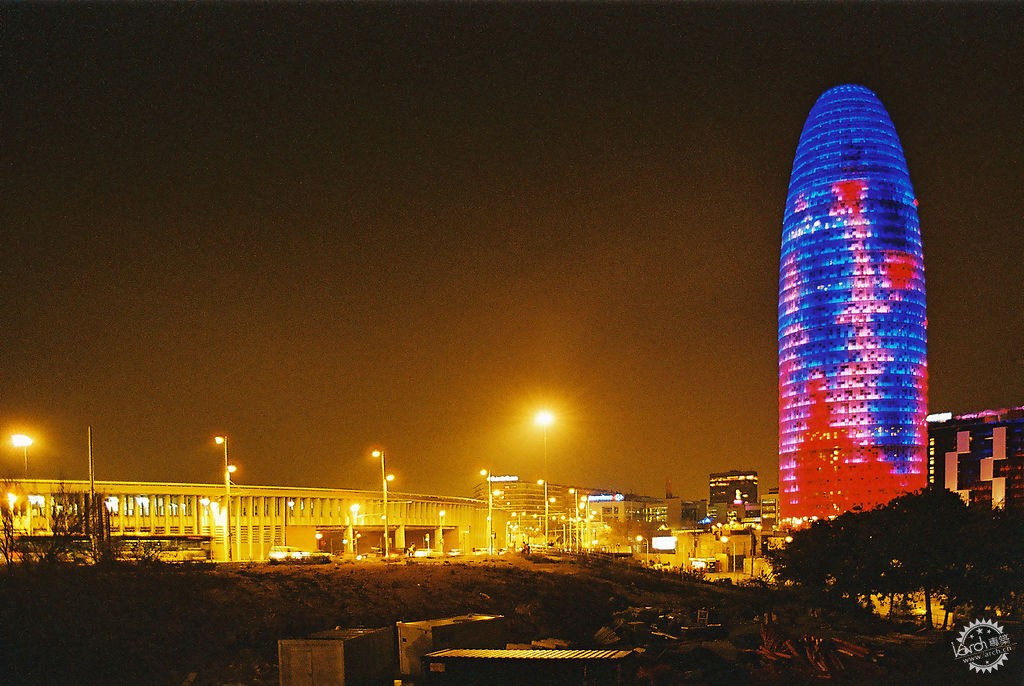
0,484,16,570
42,484,88,563
768,488,1022,625
878,487,969,628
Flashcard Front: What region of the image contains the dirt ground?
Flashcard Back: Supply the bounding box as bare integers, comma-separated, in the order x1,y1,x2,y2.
0,553,1020,685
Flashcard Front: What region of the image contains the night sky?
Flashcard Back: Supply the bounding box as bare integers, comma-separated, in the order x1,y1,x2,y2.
3,4,1021,499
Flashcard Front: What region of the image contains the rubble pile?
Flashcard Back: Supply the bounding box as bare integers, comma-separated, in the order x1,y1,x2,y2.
757,622,883,681
594,606,727,647
585,605,894,685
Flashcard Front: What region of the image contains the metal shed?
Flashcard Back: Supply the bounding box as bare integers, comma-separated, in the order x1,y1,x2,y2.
421,648,637,685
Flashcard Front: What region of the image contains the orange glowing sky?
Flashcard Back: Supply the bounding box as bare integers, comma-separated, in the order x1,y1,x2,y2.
2,4,1021,499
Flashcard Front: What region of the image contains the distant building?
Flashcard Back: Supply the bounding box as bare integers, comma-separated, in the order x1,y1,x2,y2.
760,488,780,530
664,498,708,529
1,479,494,562
928,406,1024,510
709,470,758,523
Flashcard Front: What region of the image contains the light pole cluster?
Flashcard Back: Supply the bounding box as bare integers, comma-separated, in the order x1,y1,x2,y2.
7,415,578,562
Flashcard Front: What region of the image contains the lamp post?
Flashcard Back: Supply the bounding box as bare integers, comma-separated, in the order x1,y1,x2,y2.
636,535,649,566
537,479,550,546
480,469,492,555
567,488,576,552
11,435,32,479
721,535,736,575
348,503,360,555
438,509,445,554
286,499,294,546
214,436,235,561
372,450,392,559
534,410,554,546
579,495,591,551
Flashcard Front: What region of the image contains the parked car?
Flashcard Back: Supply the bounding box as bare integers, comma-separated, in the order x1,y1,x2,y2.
268,545,331,564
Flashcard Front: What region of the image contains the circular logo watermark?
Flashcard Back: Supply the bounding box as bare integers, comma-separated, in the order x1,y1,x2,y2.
951,618,1014,673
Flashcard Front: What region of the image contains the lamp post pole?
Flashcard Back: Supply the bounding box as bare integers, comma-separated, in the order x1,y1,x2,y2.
348,503,360,555
214,436,232,561
438,509,445,554
481,469,493,555
538,479,549,546
373,450,390,559
534,410,554,545
721,535,736,574
636,535,649,566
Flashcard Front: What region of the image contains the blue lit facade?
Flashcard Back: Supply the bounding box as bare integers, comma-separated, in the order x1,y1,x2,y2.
779,84,928,522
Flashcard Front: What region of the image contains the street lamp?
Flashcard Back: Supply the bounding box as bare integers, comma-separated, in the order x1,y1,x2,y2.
438,509,445,554
214,436,236,561
537,479,550,546
348,503,361,555
372,450,394,559
480,469,493,555
579,495,591,551
567,488,576,552
636,535,649,566
721,535,736,574
11,435,32,479
534,410,554,547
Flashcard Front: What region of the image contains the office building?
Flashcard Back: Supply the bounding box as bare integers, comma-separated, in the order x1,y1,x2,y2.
708,470,758,523
928,406,1024,510
778,84,928,522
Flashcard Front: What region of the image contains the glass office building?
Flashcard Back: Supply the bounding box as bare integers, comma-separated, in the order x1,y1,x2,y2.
779,84,928,522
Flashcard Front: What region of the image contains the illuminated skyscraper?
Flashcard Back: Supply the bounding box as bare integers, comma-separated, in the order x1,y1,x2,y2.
778,84,928,522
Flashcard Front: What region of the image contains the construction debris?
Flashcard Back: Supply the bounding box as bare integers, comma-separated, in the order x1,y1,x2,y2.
758,622,881,680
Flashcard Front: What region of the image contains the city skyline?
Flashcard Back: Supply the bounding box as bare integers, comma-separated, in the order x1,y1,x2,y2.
3,5,1021,500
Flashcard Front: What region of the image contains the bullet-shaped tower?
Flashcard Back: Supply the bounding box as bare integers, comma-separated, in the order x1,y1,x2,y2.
779,84,927,522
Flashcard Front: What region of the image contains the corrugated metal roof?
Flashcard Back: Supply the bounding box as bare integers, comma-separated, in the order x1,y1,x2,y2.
425,649,634,660
307,627,387,640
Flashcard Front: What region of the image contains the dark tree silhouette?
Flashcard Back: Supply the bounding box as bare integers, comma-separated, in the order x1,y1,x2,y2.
768,487,1023,627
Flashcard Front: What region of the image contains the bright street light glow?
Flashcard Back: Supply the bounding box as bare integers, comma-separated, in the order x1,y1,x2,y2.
12,434,34,479
534,410,554,428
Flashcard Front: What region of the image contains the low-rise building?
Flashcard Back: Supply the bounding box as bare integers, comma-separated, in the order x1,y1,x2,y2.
1,479,500,562
928,405,1024,510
